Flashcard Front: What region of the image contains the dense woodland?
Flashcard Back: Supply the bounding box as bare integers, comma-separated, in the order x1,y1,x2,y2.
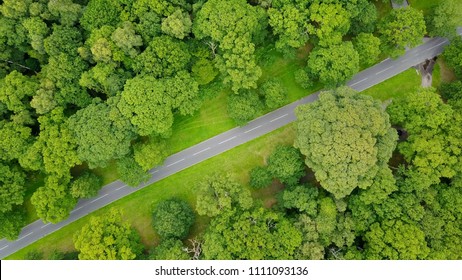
1,0,462,260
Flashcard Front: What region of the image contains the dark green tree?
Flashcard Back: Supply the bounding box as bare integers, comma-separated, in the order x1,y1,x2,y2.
152,198,195,239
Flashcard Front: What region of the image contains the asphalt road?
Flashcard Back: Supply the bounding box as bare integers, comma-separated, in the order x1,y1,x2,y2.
1,29,461,259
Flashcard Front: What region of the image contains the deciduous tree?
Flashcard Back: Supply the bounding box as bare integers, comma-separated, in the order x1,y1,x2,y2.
152,199,195,239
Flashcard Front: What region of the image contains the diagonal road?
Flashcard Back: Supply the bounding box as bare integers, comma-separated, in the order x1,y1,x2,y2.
1,29,461,259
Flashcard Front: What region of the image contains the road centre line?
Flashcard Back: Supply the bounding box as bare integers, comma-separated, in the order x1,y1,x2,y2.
90,193,109,203
0,245,8,250
40,223,50,229
350,78,368,87
166,158,185,167
244,125,263,134
17,232,33,241
116,186,125,191
428,40,447,51
193,147,211,156
218,136,237,145
270,113,289,123
71,206,84,213
375,66,393,75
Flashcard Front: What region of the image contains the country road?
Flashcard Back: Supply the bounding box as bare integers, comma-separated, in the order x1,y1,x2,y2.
1,28,461,259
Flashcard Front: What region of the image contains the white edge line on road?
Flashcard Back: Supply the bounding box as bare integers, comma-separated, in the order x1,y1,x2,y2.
90,193,109,203
350,78,368,87
270,113,289,123
375,66,393,75
17,232,33,241
244,125,263,134
218,136,237,145
40,223,50,229
116,186,125,191
166,158,185,167
0,245,9,250
193,147,211,156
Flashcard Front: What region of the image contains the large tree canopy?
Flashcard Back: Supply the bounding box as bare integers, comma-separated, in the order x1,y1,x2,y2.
73,208,143,260
295,87,397,199
202,207,302,260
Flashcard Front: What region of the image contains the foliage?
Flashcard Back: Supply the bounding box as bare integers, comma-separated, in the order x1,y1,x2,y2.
267,145,305,186
70,172,103,199
353,33,381,66
202,207,302,260
295,87,397,199
152,198,195,239
387,87,461,191
260,80,287,109
443,37,462,79
0,162,26,213
307,42,359,87
195,174,252,217
379,7,426,58
150,238,190,260
161,9,192,40
68,98,135,169
73,208,143,260
227,90,263,125
0,208,26,240
133,136,169,171
116,155,149,187
249,166,273,189
427,0,462,38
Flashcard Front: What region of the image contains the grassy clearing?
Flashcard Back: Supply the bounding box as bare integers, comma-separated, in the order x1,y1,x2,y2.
7,125,295,260
362,68,422,101
408,0,443,15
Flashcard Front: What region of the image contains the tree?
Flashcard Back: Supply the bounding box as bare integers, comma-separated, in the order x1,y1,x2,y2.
195,174,253,217
227,90,263,125
70,172,102,199
68,97,135,169
152,199,195,239
116,155,149,187
295,87,398,199
353,33,381,66
31,175,77,223
192,0,267,92
79,62,131,97
364,219,429,260
280,184,319,216
43,25,82,58
0,70,37,113
161,9,192,40
0,162,26,213
387,87,461,191
150,238,190,260
0,121,32,162
0,208,26,240
79,0,122,31
268,3,310,51
47,0,83,26
249,166,273,189
345,0,377,35
21,17,49,57
73,208,143,260
379,7,426,58
307,1,350,47
36,107,81,179
307,42,359,87
443,37,462,79
133,136,169,171
133,35,190,77
260,80,287,109
267,145,305,186
202,207,302,260
428,0,462,38
118,73,199,136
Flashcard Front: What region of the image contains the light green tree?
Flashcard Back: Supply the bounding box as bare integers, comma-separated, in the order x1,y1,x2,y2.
295,87,397,199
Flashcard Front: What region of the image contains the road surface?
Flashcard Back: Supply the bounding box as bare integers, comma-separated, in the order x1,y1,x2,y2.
1,29,461,259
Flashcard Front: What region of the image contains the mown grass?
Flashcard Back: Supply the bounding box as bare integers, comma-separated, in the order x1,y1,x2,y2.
362,68,422,101
408,0,443,15
7,125,295,260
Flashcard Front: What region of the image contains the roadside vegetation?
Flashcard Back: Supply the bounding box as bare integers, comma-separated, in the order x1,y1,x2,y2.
1,0,462,260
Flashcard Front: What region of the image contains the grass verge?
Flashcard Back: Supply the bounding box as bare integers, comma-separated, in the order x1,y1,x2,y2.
7,125,295,260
